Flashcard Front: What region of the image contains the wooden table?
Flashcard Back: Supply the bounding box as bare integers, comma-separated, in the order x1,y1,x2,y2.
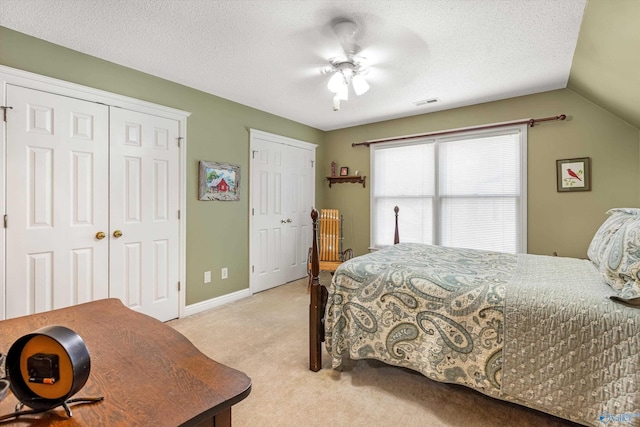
0,299,251,426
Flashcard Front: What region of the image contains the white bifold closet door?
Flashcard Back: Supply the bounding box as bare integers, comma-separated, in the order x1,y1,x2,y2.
109,108,180,322
5,85,110,318
251,131,314,293
5,85,179,321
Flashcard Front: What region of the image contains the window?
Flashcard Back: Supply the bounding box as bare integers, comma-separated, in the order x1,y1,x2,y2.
370,125,527,253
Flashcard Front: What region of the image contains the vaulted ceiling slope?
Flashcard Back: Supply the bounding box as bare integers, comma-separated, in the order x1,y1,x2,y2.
0,1,637,131
568,0,640,129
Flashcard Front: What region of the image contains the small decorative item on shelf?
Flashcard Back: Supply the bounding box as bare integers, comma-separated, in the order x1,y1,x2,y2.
355,170,359,176
331,161,336,177
340,167,349,176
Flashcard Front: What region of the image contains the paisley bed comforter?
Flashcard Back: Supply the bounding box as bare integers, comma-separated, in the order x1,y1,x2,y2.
324,243,639,427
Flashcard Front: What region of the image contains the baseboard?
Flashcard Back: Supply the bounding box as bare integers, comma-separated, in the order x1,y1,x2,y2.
182,288,251,318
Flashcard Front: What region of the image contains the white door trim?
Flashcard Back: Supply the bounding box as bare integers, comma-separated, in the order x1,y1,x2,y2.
250,128,318,151
249,128,317,295
0,65,190,320
0,65,189,120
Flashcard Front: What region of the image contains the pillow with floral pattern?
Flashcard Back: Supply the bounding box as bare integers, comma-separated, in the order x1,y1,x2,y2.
600,214,640,291
587,208,640,267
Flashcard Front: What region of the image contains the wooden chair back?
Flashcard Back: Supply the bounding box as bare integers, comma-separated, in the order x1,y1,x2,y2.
318,209,342,262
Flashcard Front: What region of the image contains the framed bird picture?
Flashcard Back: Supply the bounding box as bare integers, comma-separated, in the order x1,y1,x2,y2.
556,157,591,192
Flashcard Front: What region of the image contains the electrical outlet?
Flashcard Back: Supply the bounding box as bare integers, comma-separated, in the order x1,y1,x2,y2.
204,271,211,283
221,267,228,279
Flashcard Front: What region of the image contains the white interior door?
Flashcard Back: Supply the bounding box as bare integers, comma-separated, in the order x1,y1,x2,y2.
109,108,180,321
5,85,110,318
284,143,313,281
1,65,188,322
250,130,315,293
251,136,287,292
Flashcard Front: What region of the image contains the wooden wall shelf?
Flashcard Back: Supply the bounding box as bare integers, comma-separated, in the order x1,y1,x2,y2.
326,176,366,188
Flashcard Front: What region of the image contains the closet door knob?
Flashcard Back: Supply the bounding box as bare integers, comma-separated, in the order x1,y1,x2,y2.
95,232,106,240
113,230,123,238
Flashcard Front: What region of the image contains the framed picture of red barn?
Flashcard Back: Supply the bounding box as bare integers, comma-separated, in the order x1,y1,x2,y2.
198,160,240,201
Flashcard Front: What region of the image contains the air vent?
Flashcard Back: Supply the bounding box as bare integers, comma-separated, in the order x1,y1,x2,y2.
413,98,440,107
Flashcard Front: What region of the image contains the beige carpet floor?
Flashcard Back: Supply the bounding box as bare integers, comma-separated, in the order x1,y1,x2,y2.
169,277,582,427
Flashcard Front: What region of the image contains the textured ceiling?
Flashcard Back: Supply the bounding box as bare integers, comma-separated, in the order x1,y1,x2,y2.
0,0,588,131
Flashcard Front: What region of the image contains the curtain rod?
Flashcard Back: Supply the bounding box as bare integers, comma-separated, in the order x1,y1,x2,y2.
351,114,566,147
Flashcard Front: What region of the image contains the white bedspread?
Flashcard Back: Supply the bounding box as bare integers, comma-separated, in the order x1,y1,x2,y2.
503,254,640,426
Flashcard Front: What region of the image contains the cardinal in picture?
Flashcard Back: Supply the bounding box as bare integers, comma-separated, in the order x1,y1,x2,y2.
567,168,582,181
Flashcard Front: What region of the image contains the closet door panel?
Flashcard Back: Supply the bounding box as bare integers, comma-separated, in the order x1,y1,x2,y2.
109,108,180,322
283,145,314,282
250,137,287,292
250,133,315,292
5,85,109,318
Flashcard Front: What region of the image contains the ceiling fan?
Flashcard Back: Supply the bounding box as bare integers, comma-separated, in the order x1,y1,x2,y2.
323,19,370,111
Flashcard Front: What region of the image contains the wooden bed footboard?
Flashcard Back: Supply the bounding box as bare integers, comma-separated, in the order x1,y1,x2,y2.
309,206,399,371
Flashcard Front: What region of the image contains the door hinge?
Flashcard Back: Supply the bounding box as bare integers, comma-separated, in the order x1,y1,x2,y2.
1,106,13,122
252,150,258,159
252,265,254,273
311,160,314,167
251,208,254,216
178,281,181,291
3,215,7,228
177,136,184,147
178,210,181,219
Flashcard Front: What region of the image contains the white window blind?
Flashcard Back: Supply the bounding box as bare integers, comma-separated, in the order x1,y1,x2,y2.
371,125,527,253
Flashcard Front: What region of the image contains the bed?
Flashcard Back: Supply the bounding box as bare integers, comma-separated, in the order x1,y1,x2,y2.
308,207,640,427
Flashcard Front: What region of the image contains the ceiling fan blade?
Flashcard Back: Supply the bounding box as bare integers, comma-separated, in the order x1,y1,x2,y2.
332,20,360,55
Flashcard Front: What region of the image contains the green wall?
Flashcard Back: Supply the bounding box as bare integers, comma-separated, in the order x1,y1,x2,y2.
0,27,325,305
320,89,640,259
2,26,639,307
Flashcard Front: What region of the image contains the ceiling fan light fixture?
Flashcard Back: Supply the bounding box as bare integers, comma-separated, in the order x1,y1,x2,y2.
324,19,370,110
341,67,354,79
352,74,370,96
327,71,345,93
336,81,349,101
